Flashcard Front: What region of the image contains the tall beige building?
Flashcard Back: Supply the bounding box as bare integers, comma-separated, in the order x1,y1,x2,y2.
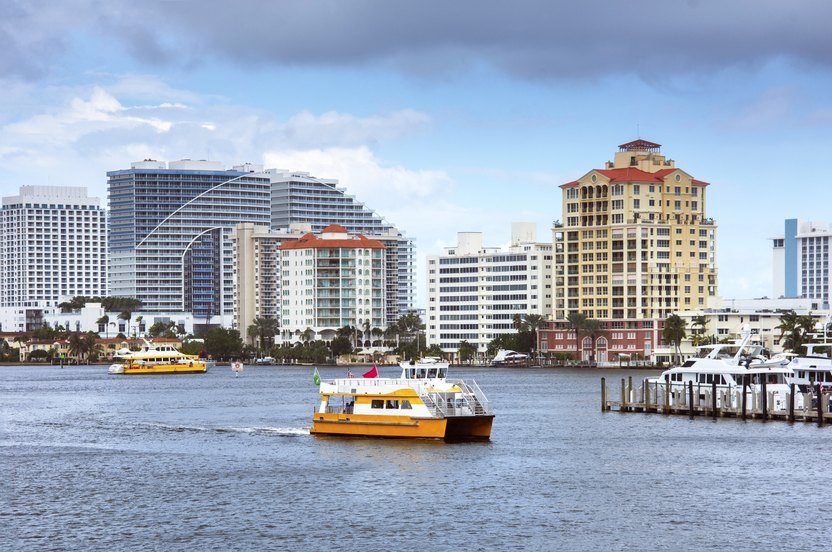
554,139,717,322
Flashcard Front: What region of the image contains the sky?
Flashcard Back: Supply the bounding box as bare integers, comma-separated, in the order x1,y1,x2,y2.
2,0,832,309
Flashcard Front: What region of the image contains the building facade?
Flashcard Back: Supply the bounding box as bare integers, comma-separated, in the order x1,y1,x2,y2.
231,222,309,343
107,160,271,328
269,170,414,326
278,225,386,343
0,186,107,330
771,218,831,307
425,223,553,356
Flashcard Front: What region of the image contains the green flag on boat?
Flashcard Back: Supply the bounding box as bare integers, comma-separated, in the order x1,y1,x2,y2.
313,367,320,385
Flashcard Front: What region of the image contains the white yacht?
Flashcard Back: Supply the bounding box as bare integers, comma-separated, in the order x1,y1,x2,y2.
784,343,832,390
647,325,797,410
490,349,529,366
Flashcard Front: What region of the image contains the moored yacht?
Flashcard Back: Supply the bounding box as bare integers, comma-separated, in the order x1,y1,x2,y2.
647,325,797,410
310,358,494,440
785,343,832,389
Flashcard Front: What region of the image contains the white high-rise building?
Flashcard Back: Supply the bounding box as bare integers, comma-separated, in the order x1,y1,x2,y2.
278,225,386,343
425,223,553,357
107,160,271,329
0,186,107,331
772,218,832,307
269,170,414,326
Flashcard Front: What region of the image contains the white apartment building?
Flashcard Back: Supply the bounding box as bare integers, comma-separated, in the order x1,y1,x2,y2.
278,225,386,344
772,218,832,307
425,223,553,356
269,170,414,326
0,186,107,331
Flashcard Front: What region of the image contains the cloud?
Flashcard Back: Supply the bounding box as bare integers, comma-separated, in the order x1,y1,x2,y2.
5,1,832,84
264,146,450,205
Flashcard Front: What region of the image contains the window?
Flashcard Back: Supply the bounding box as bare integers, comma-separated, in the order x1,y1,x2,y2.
371,400,384,409
386,400,399,409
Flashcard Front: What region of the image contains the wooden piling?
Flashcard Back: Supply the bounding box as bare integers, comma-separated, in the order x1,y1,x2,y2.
761,380,768,422
644,379,650,412
601,377,606,412
788,383,795,423
817,384,824,427
688,381,694,419
621,378,626,411
711,381,717,419
742,382,747,420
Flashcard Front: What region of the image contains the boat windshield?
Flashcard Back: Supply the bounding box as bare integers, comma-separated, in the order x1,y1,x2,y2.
404,367,447,379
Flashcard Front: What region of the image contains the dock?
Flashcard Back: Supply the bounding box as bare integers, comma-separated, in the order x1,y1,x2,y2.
601,376,832,425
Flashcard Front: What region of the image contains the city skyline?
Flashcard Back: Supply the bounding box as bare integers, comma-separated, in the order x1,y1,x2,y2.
2,2,832,307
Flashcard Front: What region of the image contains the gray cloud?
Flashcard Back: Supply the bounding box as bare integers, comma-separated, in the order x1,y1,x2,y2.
5,0,832,82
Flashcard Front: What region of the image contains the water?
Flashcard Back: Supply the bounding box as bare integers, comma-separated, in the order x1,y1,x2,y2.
3,364,830,551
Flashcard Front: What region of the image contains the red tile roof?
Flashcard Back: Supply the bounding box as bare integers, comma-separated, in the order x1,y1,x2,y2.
280,233,385,250
560,167,709,187
322,224,348,233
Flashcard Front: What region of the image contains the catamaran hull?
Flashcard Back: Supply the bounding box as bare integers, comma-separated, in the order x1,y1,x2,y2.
310,413,493,440
114,364,208,375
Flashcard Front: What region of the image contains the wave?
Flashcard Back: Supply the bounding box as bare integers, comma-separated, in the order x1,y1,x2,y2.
147,423,309,436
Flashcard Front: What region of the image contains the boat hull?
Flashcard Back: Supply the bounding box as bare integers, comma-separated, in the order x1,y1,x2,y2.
116,363,207,375
310,412,493,440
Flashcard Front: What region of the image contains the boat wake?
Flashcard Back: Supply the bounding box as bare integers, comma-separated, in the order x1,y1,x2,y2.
147,423,309,436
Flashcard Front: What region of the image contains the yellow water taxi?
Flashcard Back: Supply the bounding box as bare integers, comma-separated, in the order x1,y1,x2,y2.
108,341,207,375
310,358,494,440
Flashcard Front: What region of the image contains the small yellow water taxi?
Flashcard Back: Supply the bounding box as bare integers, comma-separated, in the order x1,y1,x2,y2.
108,341,207,375
310,358,494,440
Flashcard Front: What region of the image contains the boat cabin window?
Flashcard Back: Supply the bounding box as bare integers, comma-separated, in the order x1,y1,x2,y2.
671,373,682,382
417,368,427,378
427,368,437,378
386,400,399,409
371,400,384,409
437,368,447,378
400,400,412,409
697,374,725,385
406,368,415,379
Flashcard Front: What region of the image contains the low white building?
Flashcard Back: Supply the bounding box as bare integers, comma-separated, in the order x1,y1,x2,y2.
425,222,553,358
652,296,832,363
42,303,195,338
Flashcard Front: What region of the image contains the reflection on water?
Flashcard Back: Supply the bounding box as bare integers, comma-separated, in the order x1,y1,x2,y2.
2,364,828,551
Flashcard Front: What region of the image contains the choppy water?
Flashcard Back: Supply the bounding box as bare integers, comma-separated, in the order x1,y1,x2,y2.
2,364,830,551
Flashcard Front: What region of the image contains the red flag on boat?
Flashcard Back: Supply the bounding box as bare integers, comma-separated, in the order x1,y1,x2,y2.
362,365,378,378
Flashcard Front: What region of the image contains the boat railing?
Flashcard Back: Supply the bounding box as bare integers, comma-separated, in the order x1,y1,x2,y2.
446,379,493,416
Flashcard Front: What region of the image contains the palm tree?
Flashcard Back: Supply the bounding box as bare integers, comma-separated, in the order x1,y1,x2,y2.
118,311,131,337
247,324,261,349
301,327,315,344
96,315,110,338
362,320,371,348
583,318,602,363
663,314,687,365
691,315,707,336
68,333,84,363
383,324,400,348
458,340,477,364
134,315,144,337
82,333,98,364
524,314,547,356
252,317,279,352
371,327,383,347
566,311,587,361
512,313,525,332
776,310,804,352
